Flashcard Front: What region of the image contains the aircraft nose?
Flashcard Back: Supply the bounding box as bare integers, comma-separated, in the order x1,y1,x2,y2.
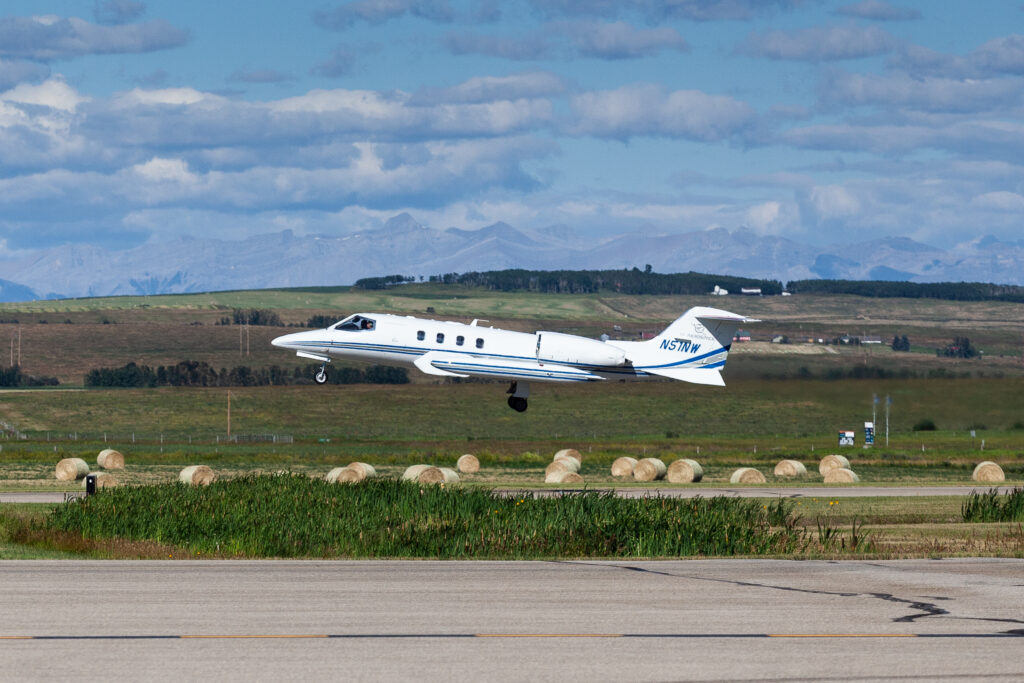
272,332,299,348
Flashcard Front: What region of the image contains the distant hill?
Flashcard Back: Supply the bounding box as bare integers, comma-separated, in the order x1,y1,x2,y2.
0,214,1022,301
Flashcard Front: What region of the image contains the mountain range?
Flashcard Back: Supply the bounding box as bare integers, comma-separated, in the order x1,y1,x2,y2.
2,213,1023,301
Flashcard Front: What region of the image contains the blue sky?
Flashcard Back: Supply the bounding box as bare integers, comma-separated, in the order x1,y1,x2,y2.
1,0,1023,256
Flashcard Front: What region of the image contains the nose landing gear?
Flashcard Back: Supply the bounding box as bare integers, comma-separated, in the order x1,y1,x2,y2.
506,381,530,412
315,362,328,385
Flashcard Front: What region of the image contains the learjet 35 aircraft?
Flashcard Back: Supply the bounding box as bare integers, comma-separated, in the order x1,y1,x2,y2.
271,306,756,412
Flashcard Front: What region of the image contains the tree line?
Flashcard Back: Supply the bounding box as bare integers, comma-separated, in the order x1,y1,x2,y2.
357,268,783,295
355,269,1024,303
84,361,409,388
787,279,1024,303
0,365,59,387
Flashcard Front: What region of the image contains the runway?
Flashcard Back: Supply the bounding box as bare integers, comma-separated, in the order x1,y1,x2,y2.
2,484,1018,505
1,559,1022,681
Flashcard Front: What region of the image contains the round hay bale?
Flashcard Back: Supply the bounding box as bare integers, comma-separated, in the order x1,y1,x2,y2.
82,472,118,489
633,457,667,482
667,458,703,483
544,460,571,478
823,467,860,484
402,464,430,481
334,468,363,483
610,456,638,477
347,462,376,480
417,466,446,484
553,448,582,464
972,461,1005,483
545,470,584,484
730,467,766,484
325,467,347,483
179,465,216,486
547,457,580,474
97,449,125,470
55,458,89,481
438,467,461,483
457,454,480,473
774,459,807,477
819,454,851,476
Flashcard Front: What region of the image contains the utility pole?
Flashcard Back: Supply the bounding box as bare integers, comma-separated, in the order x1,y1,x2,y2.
872,393,878,434
17,326,21,366
227,390,231,438
885,394,892,447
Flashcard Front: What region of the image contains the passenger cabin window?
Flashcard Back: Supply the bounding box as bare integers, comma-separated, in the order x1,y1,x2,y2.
416,330,425,341
456,335,464,346
335,315,375,332
476,338,484,349
436,333,445,343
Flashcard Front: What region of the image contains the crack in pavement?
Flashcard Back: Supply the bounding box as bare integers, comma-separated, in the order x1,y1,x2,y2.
564,561,1024,630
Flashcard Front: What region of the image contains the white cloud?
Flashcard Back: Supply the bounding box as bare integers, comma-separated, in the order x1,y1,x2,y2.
805,185,861,221
314,0,454,30
567,21,688,60
411,71,566,104
742,25,899,62
0,15,187,61
1,77,89,111
833,1,921,22
569,84,755,141
132,157,198,184
970,191,1024,212
818,70,1024,113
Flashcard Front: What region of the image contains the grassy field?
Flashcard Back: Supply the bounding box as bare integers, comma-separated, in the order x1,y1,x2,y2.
1,286,1022,384
0,286,1022,559
4,486,1022,560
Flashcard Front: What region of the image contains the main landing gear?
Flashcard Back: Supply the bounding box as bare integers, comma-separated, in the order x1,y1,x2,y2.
315,362,328,385
506,381,530,412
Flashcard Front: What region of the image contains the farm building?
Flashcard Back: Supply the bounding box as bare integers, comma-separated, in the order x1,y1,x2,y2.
733,330,752,342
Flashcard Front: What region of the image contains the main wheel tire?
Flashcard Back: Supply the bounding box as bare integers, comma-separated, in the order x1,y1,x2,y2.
315,370,328,384
508,396,528,412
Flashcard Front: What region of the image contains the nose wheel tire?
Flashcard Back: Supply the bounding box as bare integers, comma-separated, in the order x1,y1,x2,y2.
315,366,328,384
507,396,528,412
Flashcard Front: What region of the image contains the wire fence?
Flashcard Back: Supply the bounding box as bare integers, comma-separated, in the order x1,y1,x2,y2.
0,430,294,446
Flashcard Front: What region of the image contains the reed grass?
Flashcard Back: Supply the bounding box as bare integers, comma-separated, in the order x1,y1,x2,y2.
961,487,1024,522
45,475,803,559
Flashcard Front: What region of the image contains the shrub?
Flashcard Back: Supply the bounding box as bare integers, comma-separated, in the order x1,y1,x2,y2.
912,418,937,431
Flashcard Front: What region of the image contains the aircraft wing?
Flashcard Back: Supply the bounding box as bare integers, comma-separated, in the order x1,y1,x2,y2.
414,352,604,383
414,352,471,378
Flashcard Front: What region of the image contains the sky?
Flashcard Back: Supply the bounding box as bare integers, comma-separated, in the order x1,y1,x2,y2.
1,0,1023,257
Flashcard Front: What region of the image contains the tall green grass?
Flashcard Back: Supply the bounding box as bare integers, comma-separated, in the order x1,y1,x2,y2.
961,487,1024,522
45,475,802,558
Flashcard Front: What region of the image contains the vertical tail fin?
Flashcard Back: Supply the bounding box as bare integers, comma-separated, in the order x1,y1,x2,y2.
633,306,756,385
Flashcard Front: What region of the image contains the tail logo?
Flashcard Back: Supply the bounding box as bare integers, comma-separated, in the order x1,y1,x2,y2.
659,338,701,354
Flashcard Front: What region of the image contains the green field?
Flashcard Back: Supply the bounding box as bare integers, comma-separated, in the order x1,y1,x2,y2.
1,286,1023,559
1,285,1022,385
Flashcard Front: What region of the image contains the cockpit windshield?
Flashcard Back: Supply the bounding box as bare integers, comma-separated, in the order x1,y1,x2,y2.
334,314,376,332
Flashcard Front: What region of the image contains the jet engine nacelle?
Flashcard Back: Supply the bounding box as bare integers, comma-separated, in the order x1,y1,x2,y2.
536,331,627,367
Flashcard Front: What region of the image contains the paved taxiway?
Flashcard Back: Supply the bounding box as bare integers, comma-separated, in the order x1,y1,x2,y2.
2,559,1022,681
2,485,1018,505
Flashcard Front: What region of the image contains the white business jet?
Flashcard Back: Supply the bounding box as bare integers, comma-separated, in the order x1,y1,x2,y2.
271,306,755,412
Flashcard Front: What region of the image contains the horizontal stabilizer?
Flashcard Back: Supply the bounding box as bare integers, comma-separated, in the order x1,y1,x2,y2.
414,352,470,378
643,366,725,386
